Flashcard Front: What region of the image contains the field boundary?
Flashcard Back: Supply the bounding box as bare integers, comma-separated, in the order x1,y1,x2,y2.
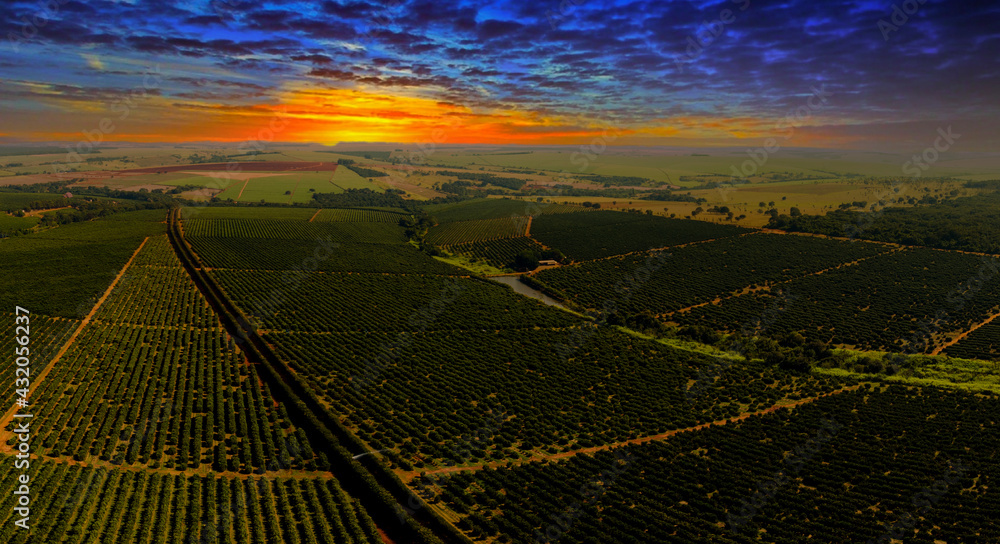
287,177,301,203
663,246,905,318
235,178,250,200
405,384,861,481
765,228,1000,259
0,236,149,437
933,308,1000,356
167,209,468,544
572,231,760,264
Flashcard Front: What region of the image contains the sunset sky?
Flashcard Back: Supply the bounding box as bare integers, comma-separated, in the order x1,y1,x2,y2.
1,0,998,150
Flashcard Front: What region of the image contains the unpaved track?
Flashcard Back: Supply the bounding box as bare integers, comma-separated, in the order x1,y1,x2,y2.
235,178,250,200
764,228,1000,259
576,231,760,264
932,309,1000,355
405,384,861,481
663,247,903,318
0,237,149,440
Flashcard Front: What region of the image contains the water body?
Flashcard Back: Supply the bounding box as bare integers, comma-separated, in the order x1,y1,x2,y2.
489,275,568,310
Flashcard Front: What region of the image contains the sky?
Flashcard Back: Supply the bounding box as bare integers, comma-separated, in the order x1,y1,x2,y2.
1,0,998,150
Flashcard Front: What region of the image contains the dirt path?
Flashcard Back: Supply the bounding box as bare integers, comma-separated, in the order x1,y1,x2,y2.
287,177,301,203
0,237,149,437
0,449,338,480
932,309,1000,355
235,178,251,200
764,229,1000,259
309,209,322,222
23,205,73,217
403,384,861,481
577,231,760,265
524,215,532,236
287,161,326,171
662,247,903,318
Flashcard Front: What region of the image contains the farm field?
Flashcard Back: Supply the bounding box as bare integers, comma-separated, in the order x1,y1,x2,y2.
4,0,1000,540
311,208,408,222
0,457,381,544
214,173,331,203
184,218,406,243
425,198,583,223
0,192,68,212
425,217,528,245
534,233,892,315
444,237,548,270
192,237,457,274
423,385,998,543
426,147,1000,186
267,327,852,470
12,235,323,473
330,164,385,192
0,212,166,317
0,149,998,544
530,211,751,260
945,319,1000,360
211,270,579,332
181,206,316,221
675,248,1000,354
0,213,39,235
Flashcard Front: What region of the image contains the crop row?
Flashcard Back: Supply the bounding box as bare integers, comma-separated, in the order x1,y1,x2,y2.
426,217,529,246
0,192,65,212
445,237,547,270
26,321,319,473
130,234,182,266
188,237,460,275
265,327,852,469
0,313,76,405
212,270,580,333
181,206,317,221
535,234,890,316
0,458,379,544
17,236,321,473
94,238,218,328
312,208,407,223
183,219,404,243
676,248,1000,353
100,208,169,222
425,385,998,543
426,198,583,223
0,217,164,318
944,319,1000,360
530,212,750,261
530,210,675,233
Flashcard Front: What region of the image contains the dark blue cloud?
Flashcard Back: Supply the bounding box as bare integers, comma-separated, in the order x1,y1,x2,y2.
1,0,997,147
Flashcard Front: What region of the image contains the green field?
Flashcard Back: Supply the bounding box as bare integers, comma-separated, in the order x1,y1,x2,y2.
0,213,164,317
0,192,67,211
425,147,1000,186
330,164,385,192
3,144,1000,544
180,206,316,220
213,173,334,203
0,212,40,234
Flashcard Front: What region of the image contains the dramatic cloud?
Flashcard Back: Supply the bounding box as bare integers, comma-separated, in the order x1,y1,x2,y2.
0,0,997,148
